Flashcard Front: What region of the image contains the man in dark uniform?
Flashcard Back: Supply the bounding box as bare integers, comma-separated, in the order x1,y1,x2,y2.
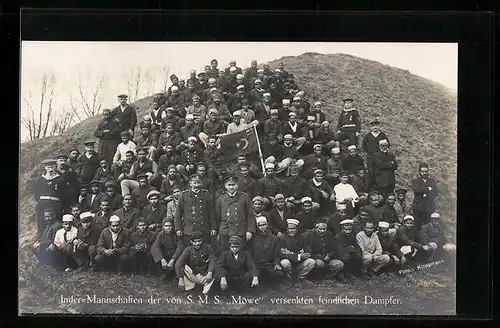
151,218,185,279
94,215,131,273
335,98,361,147
77,140,101,185
283,164,314,213
159,165,185,202
304,218,345,280
141,190,168,233
216,175,254,251
175,232,217,294
268,194,293,237
412,163,439,229
334,219,362,278
68,148,81,173
129,217,157,273
195,162,216,195
250,216,284,282
93,197,113,234
418,212,455,262
103,180,122,211
393,215,429,266
93,158,114,184
216,235,260,292
362,118,390,189
278,218,316,281
373,139,398,197
208,59,219,79
32,207,62,267
34,159,67,234
113,194,141,231
178,137,204,180
175,175,217,246
55,154,79,212
94,108,121,165
236,161,259,200
258,163,283,207
84,180,106,213
72,212,100,268
110,94,138,141
131,174,156,211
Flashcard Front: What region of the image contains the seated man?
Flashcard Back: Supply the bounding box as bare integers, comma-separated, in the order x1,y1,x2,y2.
249,216,284,282
295,197,318,233
141,190,168,233
394,188,412,223
268,194,293,237
216,236,260,292
159,165,185,203
393,215,429,266
84,180,107,213
327,203,352,236
94,215,130,273
302,144,328,179
309,169,336,216
94,158,115,184
334,171,359,217
278,134,305,173
278,219,316,282
114,194,141,231
129,217,157,273
376,221,404,269
382,193,400,229
112,131,137,169
72,212,100,268
93,197,113,234
334,219,362,278
175,232,217,294
178,136,204,181
51,214,79,272
341,145,365,175
32,208,63,268
304,218,345,280
131,174,157,211
356,221,390,277
258,163,284,208
151,218,185,280
165,187,182,222
103,180,123,211
418,212,456,262
237,161,259,200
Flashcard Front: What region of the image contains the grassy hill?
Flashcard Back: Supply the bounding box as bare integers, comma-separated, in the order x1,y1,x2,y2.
19,53,457,314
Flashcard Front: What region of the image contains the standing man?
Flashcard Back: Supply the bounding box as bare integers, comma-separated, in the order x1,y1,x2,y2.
78,140,101,185
412,163,439,229
55,154,79,213
175,175,217,246
373,139,398,197
94,108,121,165
111,94,137,141
362,118,390,190
336,98,361,147
34,159,66,234
216,176,254,251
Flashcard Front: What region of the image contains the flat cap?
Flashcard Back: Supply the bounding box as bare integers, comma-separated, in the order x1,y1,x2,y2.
343,97,353,102
89,180,102,186
147,190,160,200
136,173,149,180
117,94,128,99
185,114,195,120
229,235,242,246
340,219,354,225
42,159,57,165
430,212,441,219
83,140,96,145
252,196,264,203
56,154,69,160
224,175,238,184
395,188,408,194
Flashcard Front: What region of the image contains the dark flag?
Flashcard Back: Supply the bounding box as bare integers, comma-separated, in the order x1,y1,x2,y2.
219,126,259,162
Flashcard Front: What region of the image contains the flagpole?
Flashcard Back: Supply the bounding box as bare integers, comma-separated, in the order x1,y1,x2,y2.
253,123,266,175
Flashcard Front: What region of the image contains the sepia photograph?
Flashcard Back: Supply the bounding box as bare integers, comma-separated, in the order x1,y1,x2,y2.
19,41,457,315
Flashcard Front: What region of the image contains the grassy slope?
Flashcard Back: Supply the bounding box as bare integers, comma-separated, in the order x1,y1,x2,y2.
19,53,457,314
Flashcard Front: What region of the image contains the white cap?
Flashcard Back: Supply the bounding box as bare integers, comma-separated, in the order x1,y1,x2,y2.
313,168,324,175
255,79,262,84
314,101,322,106
337,203,347,210
313,144,323,149
286,219,300,226
109,215,120,223
307,115,315,121
288,112,296,117
185,114,195,120
165,107,174,111
265,162,275,169
62,214,74,222
430,212,441,219
274,68,282,72
322,121,330,125
403,215,415,222
263,92,270,97
379,139,389,145
210,87,217,92
208,78,216,83
340,219,354,225
233,110,241,116
282,99,290,104
296,91,305,96
230,66,237,72
143,114,151,120
301,197,312,204
270,109,278,114
147,190,160,199
378,221,390,228
256,216,267,224
236,74,244,79
188,136,198,142
257,69,264,73
293,96,301,101
347,145,357,150
171,86,178,91
332,148,341,154
237,85,245,90
80,212,93,220
284,134,293,139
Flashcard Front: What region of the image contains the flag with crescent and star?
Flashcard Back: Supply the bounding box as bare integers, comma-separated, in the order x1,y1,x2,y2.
219,126,259,162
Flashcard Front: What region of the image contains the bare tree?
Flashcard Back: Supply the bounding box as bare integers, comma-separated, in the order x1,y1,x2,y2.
121,66,143,103
21,73,57,140
69,70,108,121
50,111,75,136
161,65,171,92
143,68,157,97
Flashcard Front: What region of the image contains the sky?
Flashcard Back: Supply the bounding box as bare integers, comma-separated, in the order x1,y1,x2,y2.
20,42,457,141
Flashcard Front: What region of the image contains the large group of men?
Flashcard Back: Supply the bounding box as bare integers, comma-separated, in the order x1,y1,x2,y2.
30,58,455,294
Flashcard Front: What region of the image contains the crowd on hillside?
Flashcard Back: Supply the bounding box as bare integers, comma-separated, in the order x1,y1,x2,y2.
30,58,455,294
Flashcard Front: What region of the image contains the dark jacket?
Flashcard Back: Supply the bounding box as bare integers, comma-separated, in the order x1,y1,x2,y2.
94,117,121,140
113,207,140,231
334,231,362,260
268,207,293,236
278,233,311,263
394,226,425,250
110,104,138,132
76,224,101,246
175,189,216,235
250,233,281,266
411,176,439,213
373,151,398,189
150,230,185,263
97,227,130,255
216,191,254,236
419,223,447,247
304,230,338,261
215,250,259,279
175,244,216,276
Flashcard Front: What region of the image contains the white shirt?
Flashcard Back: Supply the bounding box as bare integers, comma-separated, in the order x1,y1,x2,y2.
288,121,298,133
53,227,78,248
111,228,121,248
334,182,359,206
152,108,167,120
226,121,249,134
113,141,137,164
370,131,381,138
233,253,239,261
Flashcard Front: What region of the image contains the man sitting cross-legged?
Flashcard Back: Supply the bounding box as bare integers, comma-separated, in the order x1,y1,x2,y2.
94,215,131,273
175,231,217,294
129,217,157,274
72,212,100,269
216,236,260,292
151,218,185,280
356,220,391,278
